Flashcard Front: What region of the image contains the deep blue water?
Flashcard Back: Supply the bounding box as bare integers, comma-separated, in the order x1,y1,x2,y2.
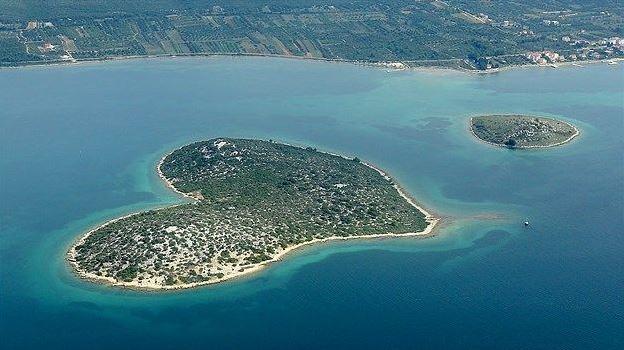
0,57,623,349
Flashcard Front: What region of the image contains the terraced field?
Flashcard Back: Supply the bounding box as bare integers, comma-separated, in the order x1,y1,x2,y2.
2,1,622,69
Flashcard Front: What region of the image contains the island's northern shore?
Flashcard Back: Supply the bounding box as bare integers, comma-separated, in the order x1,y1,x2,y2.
3,51,621,75
67,142,439,291
468,116,580,149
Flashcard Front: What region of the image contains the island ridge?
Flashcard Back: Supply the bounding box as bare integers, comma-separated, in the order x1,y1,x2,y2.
68,138,437,289
470,114,579,148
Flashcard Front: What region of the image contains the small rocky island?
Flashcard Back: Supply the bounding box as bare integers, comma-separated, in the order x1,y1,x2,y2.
68,138,437,290
470,114,579,148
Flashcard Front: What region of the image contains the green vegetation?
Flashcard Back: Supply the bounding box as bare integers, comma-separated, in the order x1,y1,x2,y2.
504,138,517,148
470,115,578,148
116,265,139,282
69,138,431,288
1,1,622,69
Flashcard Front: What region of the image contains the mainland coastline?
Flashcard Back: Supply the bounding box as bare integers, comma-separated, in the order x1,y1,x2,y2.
2,51,621,75
67,139,439,291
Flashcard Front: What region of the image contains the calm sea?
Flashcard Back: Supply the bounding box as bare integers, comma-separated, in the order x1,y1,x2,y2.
1,57,622,349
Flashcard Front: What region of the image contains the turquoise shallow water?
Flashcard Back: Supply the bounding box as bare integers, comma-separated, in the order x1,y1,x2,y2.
0,57,623,349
